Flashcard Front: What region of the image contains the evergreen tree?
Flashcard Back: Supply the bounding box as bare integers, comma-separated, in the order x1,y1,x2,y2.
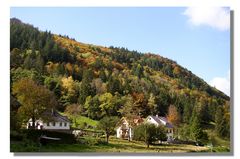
190,114,208,145
84,95,102,120
147,93,157,115
78,78,95,104
57,63,66,75
118,95,134,117
93,57,104,69
183,102,192,124
23,54,34,70
107,76,121,94
215,106,230,138
133,64,144,78
10,48,23,68
99,69,107,82
35,54,45,73
83,68,94,82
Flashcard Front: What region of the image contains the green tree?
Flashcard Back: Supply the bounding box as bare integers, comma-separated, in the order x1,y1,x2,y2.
155,88,170,116
78,69,95,104
35,54,45,73
44,76,61,98
133,64,144,78
118,94,134,117
178,124,191,141
147,93,157,115
99,69,107,82
56,63,66,75
82,68,94,82
215,106,230,138
155,125,167,143
61,76,79,106
10,67,43,85
10,48,23,68
79,79,94,104
97,116,118,143
190,114,208,145
23,54,35,70
10,95,21,130
107,76,122,94
133,123,166,148
84,95,102,120
12,78,58,129
92,57,104,69
99,93,114,116
183,101,192,124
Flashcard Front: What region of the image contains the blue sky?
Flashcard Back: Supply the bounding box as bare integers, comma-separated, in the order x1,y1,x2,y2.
10,7,230,95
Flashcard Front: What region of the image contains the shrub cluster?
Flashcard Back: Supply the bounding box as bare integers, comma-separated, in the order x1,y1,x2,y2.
20,129,76,144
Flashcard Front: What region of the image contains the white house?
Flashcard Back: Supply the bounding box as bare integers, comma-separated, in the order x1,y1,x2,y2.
116,116,144,141
27,109,71,130
146,115,174,141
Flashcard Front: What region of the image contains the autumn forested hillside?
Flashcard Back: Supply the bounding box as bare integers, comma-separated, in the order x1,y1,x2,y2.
10,18,230,142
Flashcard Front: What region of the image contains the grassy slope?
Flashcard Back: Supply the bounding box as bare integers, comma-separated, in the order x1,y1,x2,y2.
63,114,99,129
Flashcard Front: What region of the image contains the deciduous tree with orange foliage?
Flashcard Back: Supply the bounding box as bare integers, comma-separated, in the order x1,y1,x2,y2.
167,105,181,127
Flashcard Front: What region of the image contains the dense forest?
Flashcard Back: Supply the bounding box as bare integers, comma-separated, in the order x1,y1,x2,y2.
10,18,230,142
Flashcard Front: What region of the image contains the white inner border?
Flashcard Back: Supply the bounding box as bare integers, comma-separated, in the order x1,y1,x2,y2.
0,0,239,159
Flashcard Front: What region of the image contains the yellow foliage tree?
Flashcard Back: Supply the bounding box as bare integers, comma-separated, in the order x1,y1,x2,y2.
167,105,181,127
12,78,57,129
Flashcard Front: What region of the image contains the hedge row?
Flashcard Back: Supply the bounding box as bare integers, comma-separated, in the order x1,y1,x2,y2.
17,129,76,144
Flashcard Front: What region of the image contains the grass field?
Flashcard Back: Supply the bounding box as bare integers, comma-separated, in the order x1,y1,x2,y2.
11,137,212,153
64,114,99,130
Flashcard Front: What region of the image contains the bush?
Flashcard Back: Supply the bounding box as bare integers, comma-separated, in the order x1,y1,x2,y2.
20,129,76,144
11,140,39,152
195,131,209,146
10,130,24,141
77,137,98,145
77,137,107,146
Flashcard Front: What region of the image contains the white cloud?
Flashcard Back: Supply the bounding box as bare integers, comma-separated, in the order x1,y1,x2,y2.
183,7,230,31
209,70,230,96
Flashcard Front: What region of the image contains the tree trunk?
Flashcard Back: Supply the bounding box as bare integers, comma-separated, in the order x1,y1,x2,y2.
147,143,149,148
106,133,109,144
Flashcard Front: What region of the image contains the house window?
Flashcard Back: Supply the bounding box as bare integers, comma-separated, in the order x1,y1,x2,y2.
47,122,50,126
53,122,56,126
64,123,67,127
60,122,62,127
